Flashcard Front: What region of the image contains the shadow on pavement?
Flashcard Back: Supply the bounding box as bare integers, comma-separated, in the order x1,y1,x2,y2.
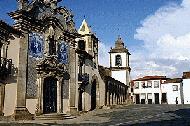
67,106,190,126
124,107,190,126
0,105,190,126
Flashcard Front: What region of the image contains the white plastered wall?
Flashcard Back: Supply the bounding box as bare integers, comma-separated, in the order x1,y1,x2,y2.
26,99,38,114
161,83,182,104
133,80,162,104
111,70,126,85
3,37,20,116
4,84,17,116
183,79,190,104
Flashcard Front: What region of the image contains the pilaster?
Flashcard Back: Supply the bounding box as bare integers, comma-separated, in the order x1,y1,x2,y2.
69,42,78,115
14,33,33,120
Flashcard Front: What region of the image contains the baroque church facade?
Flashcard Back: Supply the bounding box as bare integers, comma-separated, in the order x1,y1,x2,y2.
0,0,130,120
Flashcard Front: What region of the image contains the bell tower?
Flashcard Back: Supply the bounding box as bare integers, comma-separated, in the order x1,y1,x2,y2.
109,36,131,86
78,19,98,67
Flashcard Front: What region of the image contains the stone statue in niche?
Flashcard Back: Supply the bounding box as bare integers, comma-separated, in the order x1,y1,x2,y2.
49,36,56,55
48,25,56,55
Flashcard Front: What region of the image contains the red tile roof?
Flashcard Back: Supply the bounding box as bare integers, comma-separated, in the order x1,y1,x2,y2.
183,72,190,79
133,76,168,81
162,78,182,84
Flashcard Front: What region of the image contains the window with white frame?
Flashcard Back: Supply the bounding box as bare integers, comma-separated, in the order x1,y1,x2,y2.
154,81,159,88
141,81,146,88
135,82,139,89
147,81,152,88
172,85,178,91
147,93,152,99
140,93,146,99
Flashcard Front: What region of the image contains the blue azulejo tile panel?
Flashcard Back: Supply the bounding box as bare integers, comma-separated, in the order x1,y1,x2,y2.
29,32,44,58
58,42,68,64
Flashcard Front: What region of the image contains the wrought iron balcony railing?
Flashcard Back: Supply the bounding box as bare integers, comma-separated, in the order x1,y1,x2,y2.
0,57,12,80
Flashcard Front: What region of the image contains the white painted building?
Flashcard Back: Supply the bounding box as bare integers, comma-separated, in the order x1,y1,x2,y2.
161,78,183,104
109,37,132,101
182,72,190,104
133,76,167,104
109,37,131,86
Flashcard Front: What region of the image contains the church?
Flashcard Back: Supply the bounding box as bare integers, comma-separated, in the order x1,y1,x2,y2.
0,0,131,120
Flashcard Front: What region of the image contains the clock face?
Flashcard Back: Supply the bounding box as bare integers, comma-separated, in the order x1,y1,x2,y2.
58,42,68,64
29,33,44,58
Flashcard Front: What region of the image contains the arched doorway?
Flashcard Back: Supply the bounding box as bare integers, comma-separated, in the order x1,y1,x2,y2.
91,79,96,110
43,77,57,114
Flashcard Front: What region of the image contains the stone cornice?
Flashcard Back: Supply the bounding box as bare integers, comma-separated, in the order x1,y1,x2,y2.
109,48,131,55
111,67,131,71
9,10,44,32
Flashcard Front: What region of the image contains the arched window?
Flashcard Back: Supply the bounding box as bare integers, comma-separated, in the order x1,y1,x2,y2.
115,55,122,66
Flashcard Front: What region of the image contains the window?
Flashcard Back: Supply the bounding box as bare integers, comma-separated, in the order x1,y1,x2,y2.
173,85,178,91
135,82,139,89
147,81,152,88
141,81,146,88
154,81,159,88
147,93,152,99
131,88,134,92
78,40,85,50
115,55,122,66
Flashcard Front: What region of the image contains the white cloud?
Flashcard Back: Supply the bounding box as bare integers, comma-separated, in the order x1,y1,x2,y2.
133,0,190,79
98,42,110,67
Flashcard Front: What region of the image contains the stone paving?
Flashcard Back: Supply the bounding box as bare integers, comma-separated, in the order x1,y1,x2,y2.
0,104,190,126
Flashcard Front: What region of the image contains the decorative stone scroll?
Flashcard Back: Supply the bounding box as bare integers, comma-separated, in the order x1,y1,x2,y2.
36,56,69,78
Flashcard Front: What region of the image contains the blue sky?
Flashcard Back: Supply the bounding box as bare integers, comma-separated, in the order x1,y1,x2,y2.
63,0,182,49
0,0,181,47
1,0,190,79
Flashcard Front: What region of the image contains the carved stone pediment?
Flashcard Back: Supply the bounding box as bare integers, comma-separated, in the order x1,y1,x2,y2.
36,56,69,78
29,0,75,31
10,0,77,33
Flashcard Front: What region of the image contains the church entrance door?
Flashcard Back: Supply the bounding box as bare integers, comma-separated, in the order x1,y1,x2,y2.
43,77,57,114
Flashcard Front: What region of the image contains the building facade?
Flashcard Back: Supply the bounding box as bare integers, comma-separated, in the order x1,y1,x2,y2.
182,72,190,104
98,66,128,106
0,20,22,116
133,76,167,104
161,78,183,104
0,0,129,120
109,37,131,86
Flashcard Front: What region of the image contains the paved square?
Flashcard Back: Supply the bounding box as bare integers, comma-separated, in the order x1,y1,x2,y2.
1,104,190,126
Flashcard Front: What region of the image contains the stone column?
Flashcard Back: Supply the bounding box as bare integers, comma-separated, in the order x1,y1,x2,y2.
0,85,5,115
62,79,69,113
69,42,78,115
105,83,108,106
14,33,33,120
36,77,43,115
116,85,118,104
119,86,121,104
57,79,61,113
113,86,116,105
